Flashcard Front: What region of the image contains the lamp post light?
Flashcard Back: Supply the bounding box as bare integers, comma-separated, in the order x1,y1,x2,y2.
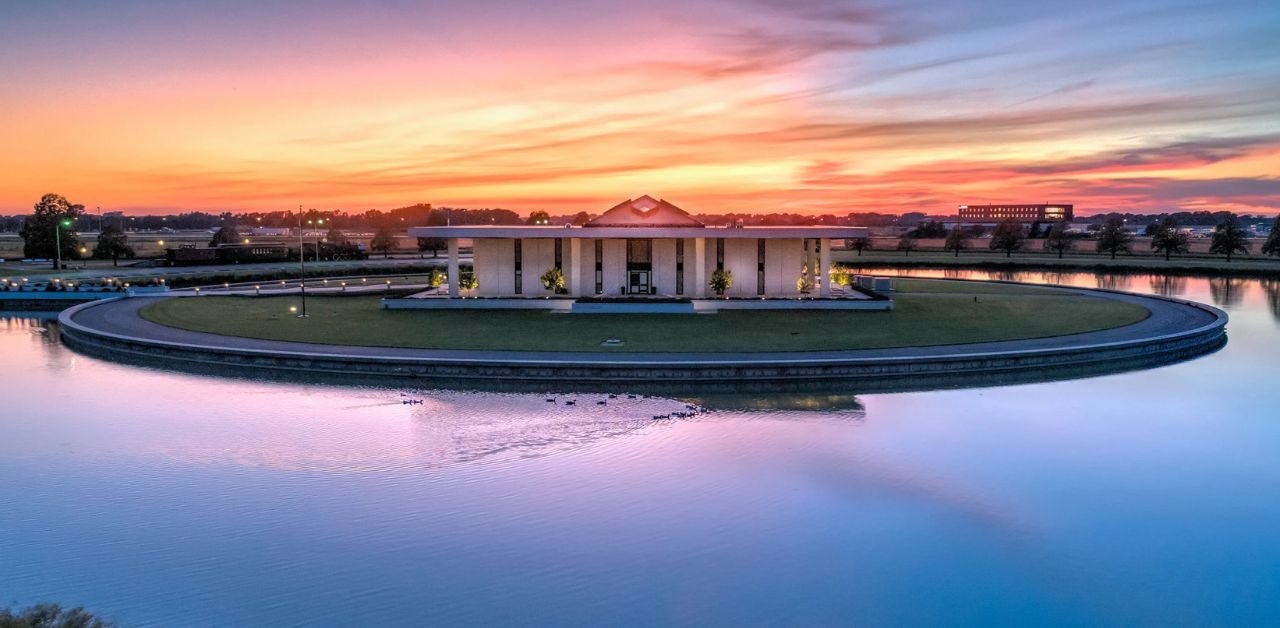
307,218,325,262
296,206,309,317
54,218,72,272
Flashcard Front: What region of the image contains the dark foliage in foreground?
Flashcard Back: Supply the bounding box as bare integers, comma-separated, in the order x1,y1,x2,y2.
0,603,117,628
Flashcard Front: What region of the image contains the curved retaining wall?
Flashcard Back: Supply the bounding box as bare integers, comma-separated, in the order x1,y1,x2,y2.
57,289,1228,392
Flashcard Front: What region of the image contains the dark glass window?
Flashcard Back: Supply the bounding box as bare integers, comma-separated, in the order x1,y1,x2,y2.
715,238,724,271
514,239,522,295
675,239,684,296
554,239,562,270
757,239,766,295
626,239,651,264
594,240,603,295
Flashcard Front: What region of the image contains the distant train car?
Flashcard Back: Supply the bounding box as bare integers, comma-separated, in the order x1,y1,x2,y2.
165,243,291,266
305,241,369,261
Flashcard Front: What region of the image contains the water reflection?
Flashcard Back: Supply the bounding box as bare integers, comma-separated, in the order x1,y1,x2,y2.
1261,279,1280,322
1149,275,1188,297
1039,270,1074,286
1208,277,1245,309
2,269,1279,627
683,393,866,415
1095,274,1132,291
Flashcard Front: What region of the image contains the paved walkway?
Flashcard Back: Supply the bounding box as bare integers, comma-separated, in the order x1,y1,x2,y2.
66,286,1223,366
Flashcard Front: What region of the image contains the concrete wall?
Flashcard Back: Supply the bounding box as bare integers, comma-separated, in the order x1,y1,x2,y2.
476,237,807,298
474,237,559,297
701,237,804,297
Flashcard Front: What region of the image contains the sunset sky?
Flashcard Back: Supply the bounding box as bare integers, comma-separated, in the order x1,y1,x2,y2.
1,0,1277,216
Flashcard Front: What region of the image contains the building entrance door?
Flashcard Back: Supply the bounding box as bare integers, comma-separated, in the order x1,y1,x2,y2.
628,270,651,295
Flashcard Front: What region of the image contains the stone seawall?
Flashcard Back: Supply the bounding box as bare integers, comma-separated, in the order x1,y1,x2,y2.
58,290,1227,393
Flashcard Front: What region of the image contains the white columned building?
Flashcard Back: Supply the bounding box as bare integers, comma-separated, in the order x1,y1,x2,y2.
415,196,870,304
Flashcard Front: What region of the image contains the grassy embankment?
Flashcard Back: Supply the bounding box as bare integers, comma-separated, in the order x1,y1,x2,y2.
140,278,1150,353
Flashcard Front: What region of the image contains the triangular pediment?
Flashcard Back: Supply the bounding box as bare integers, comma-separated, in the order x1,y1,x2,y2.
584,196,704,228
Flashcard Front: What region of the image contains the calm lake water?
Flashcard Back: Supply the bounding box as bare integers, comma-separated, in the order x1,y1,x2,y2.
2,270,1279,627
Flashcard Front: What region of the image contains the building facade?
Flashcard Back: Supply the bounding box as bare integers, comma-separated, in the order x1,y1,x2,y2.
408,196,869,301
957,204,1073,222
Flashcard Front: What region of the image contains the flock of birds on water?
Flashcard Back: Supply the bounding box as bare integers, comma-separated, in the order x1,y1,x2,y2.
543,393,705,420
399,392,705,420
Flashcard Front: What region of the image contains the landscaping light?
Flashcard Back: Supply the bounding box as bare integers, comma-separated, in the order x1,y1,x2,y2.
194,288,201,296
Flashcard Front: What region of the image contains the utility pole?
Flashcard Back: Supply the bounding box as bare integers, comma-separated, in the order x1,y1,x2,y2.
297,205,308,317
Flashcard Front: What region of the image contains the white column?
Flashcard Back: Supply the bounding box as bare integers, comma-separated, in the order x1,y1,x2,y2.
447,238,460,298
693,237,707,298
819,238,831,297
567,237,580,297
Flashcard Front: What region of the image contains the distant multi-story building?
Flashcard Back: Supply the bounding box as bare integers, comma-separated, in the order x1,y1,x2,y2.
957,204,1073,223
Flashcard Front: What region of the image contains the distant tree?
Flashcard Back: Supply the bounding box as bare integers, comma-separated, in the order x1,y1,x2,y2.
943,227,970,257
1209,216,1250,262
1263,215,1280,257
709,268,733,297
1149,217,1190,261
209,225,241,247
0,602,116,627
848,237,872,256
988,219,1025,257
1095,218,1133,259
540,267,565,294
19,193,83,264
415,208,447,257
326,226,347,245
92,224,134,266
370,228,396,258
896,236,917,256
526,211,551,225
570,211,592,226
1028,220,1044,238
1045,221,1074,259
416,237,445,258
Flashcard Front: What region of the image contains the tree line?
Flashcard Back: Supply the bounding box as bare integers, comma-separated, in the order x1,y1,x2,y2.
878,216,1280,262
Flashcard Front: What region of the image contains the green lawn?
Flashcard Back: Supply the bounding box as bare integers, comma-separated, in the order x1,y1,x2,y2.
139,279,1151,353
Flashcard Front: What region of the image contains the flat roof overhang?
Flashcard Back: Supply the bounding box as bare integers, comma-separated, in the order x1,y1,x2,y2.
407,225,870,239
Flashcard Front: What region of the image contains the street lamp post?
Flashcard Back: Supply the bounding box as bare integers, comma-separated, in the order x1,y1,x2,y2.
297,206,308,317
307,218,325,262
53,218,72,272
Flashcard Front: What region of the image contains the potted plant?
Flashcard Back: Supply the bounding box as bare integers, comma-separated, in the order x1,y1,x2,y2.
458,274,478,297
709,269,733,298
540,267,565,296
797,275,813,294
